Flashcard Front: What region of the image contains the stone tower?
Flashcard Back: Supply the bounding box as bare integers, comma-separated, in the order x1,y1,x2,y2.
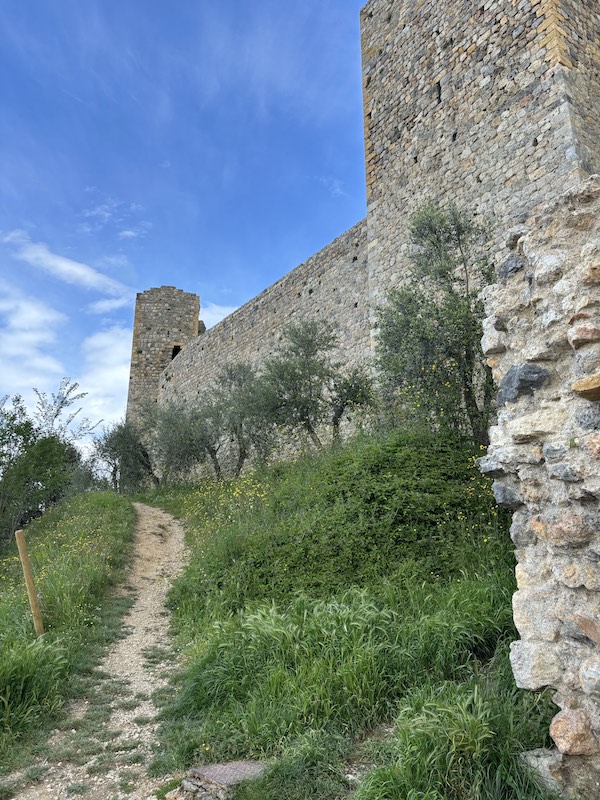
125,286,199,423
361,0,600,308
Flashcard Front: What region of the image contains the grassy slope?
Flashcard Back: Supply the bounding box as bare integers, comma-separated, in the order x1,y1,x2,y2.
0,493,136,773
145,431,556,800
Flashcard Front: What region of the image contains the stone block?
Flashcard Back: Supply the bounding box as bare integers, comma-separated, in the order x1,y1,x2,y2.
510,640,562,689
572,373,600,401
550,709,599,755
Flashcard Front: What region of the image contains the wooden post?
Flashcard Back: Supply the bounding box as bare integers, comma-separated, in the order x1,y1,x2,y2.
15,529,45,637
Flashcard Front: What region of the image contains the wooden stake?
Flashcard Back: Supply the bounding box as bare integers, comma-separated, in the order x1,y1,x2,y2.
15,529,45,637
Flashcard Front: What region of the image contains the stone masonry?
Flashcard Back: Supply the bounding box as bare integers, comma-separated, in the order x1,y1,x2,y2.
126,3,600,793
126,287,199,423
362,0,600,311
158,222,369,405
481,177,600,798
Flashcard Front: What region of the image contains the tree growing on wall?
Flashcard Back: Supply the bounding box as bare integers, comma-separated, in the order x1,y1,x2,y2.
376,201,494,446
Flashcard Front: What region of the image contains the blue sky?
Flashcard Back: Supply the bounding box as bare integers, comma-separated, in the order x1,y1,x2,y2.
0,0,367,429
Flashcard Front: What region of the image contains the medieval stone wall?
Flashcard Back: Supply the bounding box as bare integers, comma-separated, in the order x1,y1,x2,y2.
360,0,599,309
158,222,369,405
481,177,600,797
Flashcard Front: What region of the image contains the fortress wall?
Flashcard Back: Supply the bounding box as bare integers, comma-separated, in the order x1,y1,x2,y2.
158,220,370,406
361,0,594,309
482,177,600,797
559,0,600,176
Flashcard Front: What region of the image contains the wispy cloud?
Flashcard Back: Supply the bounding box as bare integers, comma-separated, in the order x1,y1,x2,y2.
201,301,239,329
77,325,133,425
0,281,65,401
87,296,134,314
3,230,129,297
318,176,348,198
117,221,152,240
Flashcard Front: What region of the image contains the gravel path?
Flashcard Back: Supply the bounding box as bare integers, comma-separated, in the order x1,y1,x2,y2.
10,502,186,800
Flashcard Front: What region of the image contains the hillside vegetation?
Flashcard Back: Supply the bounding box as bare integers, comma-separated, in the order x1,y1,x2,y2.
0,493,135,770
145,429,556,800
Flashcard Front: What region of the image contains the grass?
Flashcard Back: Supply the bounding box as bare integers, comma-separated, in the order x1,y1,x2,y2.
139,429,557,799
0,492,136,770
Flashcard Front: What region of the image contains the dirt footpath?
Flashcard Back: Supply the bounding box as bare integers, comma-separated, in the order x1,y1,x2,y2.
11,502,186,800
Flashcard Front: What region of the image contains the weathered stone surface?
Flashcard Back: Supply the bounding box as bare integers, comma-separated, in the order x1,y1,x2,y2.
531,514,594,547
543,443,569,462
580,657,600,696
568,324,600,349
572,373,600,401
548,463,583,482
507,410,566,443
513,590,560,642
483,178,600,793
497,364,551,406
510,511,537,548
550,710,599,755
510,641,563,689
492,481,523,509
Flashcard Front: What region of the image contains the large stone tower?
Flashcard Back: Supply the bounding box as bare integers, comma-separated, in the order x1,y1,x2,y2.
361,0,600,308
125,286,199,423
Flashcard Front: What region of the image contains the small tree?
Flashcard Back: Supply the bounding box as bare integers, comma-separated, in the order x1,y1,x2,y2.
151,402,222,483
95,421,158,492
261,320,338,448
34,378,98,441
376,201,494,446
213,363,273,477
261,320,374,449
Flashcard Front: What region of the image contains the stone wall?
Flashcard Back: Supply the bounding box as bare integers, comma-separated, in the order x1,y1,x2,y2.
126,287,199,422
481,177,600,798
360,0,599,309
158,221,369,405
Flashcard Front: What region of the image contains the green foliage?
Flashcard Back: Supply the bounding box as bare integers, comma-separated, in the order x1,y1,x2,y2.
95,420,157,492
356,646,555,800
145,429,553,799
164,431,508,622
0,436,80,535
33,378,97,442
161,576,513,765
376,201,494,446
0,493,135,763
260,320,338,448
0,379,99,540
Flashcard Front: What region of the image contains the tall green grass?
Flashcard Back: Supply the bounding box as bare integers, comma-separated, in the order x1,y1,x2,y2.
158,431,511,632
145,430,555,798
0,493,135,764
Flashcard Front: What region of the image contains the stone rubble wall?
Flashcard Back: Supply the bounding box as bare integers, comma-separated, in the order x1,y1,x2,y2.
158,221,370,406
481,176,600,798
360,0,599,310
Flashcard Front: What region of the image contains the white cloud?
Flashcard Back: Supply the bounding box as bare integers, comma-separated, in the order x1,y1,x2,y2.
87,295,135,314
201,301,239,329
0,281,66,402
76,325,133,426
3,230,129,297
117,221,152,240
